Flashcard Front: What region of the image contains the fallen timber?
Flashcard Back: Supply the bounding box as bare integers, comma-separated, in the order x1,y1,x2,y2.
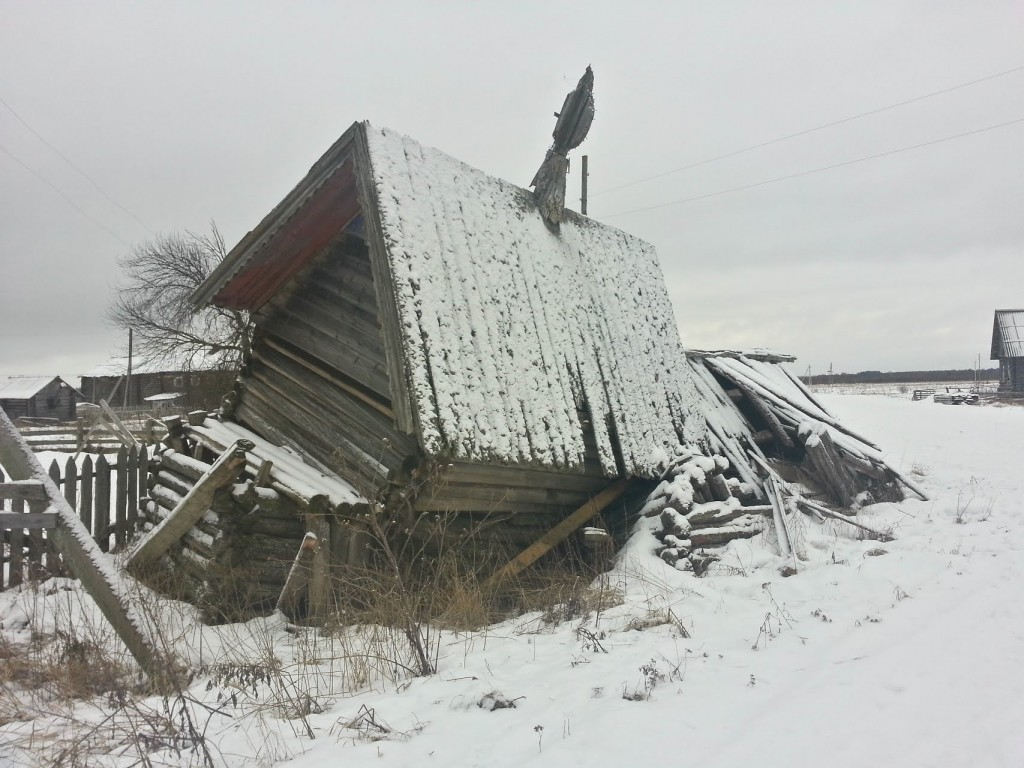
0,408,172,682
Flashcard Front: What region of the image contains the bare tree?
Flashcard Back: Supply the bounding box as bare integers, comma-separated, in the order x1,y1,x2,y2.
108,224,252,371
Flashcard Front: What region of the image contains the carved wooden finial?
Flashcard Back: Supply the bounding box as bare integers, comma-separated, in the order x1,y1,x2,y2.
531,66,595,228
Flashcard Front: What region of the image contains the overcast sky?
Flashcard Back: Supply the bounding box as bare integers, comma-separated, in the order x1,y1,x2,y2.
2,1,1022,384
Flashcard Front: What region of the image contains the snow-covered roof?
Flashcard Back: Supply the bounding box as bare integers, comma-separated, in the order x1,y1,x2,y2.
991,309,1024,359
84,351,227,378
0,375,63,400
193,121,707,478
362,125,706,476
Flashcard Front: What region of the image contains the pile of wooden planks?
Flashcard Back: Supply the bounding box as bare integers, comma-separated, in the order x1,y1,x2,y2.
686,351,926,508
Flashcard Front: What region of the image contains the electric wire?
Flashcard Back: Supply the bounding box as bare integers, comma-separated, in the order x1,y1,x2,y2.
601,116,1024,219
0,142,131,246
0,94,154,233
593,63,1024,197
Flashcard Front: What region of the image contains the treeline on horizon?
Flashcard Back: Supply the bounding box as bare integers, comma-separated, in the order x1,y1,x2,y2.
801,368,999,385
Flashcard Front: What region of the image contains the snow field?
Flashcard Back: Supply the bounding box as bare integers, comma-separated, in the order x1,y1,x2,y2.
1,395,1022,767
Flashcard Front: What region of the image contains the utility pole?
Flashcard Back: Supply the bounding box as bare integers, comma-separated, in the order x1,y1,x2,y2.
580,155,589,215
124,328,133,408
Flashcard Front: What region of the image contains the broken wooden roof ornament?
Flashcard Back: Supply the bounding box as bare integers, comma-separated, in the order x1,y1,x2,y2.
530,65,595,227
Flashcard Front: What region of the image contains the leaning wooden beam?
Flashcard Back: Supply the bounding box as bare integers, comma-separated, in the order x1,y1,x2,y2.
0,409,168,682
276,532,319,619
485,479,631,588
127,439,253,569
796,497,895,540
802,429,858,508
99,399,140,448
765,476,796,566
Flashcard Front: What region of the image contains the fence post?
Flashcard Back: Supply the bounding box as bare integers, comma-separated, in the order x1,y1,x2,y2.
8,498,24,588
80,455,94,537
115,445,128,549
63,456,78,509
127,445,139,539
95,455,111,551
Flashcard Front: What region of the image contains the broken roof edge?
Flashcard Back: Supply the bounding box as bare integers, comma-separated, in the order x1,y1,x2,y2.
190,121,363,310
687,349,798,364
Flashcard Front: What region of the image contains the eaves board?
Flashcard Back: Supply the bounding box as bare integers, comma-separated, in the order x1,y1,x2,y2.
352,122,417,437
192,124,361,311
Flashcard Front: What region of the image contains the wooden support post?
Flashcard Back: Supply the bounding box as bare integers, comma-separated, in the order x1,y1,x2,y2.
126,439,253,569
485,479,631,588
304,499,332,623
276,532,319,619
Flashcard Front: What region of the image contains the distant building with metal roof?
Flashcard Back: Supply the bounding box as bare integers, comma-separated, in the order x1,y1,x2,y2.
990,309,1024,393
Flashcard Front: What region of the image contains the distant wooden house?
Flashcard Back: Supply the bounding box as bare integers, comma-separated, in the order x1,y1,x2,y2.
991,309,1024,393
82,353,234,411
139,122,913,617
0,375,77,422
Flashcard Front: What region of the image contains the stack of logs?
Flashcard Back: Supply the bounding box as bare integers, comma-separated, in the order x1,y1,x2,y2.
639,446,772,575
140,431,307,618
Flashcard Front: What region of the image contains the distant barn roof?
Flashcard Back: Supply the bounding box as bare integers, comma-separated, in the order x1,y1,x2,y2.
0,375,63,400
194,121,706,478
991,309,1024,360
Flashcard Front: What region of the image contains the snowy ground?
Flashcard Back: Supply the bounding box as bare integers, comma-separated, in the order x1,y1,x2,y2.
2,394,1022,767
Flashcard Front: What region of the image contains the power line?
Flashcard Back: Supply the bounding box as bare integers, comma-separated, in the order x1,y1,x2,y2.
594,62,1024,197
601,116,1024,219
0,142,131,246
0,95,154,234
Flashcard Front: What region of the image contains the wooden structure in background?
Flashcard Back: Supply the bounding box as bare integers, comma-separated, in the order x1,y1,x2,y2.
991,309,1024,394
0,375,77,422
82,353,235,411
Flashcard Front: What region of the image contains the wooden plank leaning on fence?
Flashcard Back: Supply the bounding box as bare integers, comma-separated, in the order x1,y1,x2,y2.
0,408,168,681
126,439,253,570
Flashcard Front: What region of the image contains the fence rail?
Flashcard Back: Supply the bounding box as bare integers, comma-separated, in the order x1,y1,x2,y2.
0,445,149,590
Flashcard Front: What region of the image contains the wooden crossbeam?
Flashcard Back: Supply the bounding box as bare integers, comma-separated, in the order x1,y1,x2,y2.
0,481,48,502
0,511,58,529
485,479,631,588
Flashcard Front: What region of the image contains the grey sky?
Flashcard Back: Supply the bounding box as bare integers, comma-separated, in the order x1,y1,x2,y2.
2,1,1022,383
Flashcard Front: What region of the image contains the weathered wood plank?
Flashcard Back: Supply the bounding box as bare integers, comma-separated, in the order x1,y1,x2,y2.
80,455,94,536
94,454,111,551
0,408,168,680
0,481,48,502
115,446,129,549
127,445,139,538
0,511,58,529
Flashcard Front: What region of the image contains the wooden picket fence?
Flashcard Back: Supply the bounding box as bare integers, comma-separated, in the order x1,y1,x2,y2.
0,445,149,590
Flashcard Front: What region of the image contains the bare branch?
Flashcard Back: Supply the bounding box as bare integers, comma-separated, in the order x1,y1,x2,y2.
107,224,252,371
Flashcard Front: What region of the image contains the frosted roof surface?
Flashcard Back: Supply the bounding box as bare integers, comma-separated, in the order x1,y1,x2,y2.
0,375,61,399
994,310,1024,357
365,125,706,477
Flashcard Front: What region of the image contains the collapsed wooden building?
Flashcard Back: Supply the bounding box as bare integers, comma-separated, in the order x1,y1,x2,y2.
135,120,921,618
